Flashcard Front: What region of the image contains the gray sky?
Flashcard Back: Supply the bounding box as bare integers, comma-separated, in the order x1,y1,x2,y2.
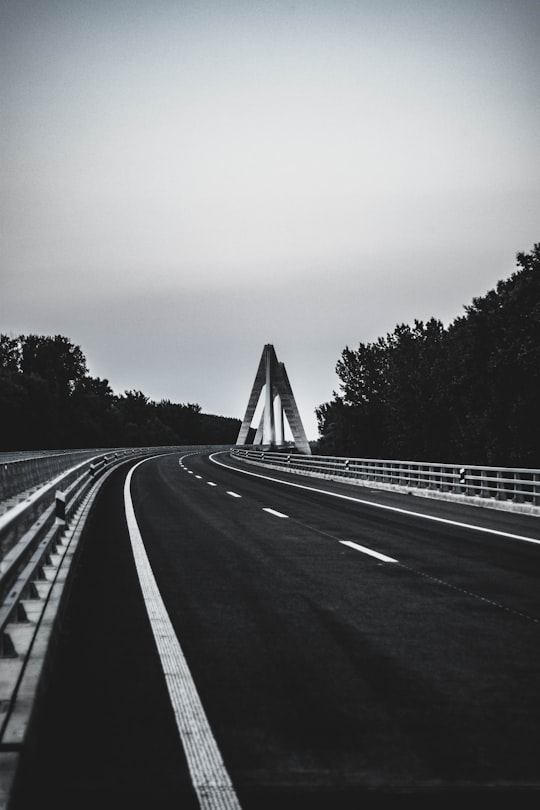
2,0,539,441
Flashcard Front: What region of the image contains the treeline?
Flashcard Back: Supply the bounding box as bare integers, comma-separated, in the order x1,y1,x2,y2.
316,244,540,467
0,334,240,450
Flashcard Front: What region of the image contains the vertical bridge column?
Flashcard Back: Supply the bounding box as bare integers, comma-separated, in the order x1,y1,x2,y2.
263,345,276,446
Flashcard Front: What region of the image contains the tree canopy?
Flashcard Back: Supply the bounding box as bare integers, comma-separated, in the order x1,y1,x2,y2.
316,244,540,466
0,334,240,450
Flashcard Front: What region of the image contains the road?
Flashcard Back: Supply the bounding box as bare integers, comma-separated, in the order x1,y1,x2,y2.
10,451,540,808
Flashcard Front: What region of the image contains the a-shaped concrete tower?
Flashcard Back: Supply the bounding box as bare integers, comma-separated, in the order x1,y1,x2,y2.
236,344,311,455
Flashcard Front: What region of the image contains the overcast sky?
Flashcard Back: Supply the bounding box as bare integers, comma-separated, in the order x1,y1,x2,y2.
1,0,539,441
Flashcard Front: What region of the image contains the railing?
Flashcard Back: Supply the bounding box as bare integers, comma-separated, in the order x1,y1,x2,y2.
0,449,151,658
230,448,540,513
0,444,235,654
0,448,140,504
0,444,238,642
0,446,176,806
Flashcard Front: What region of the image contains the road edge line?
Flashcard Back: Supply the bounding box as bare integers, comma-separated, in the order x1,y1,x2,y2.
124,457,242,810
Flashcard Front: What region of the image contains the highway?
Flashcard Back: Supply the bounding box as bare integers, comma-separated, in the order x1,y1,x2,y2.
10,451,540,808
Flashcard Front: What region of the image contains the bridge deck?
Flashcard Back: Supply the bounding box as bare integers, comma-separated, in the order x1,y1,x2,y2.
6,453,540,808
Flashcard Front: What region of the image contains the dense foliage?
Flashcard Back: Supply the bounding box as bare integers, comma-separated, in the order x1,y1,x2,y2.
316,244,540,466
0,334,240,450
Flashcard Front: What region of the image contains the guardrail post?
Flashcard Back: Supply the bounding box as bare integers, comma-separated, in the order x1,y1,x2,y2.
496,470,507,501
0,631,17,659
55,490,66,525
513,471,524,503
480,469,489,498
534,474,540,507
439,466,447,492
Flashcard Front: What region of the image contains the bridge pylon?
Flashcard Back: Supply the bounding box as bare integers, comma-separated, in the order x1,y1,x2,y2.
236,345,312,455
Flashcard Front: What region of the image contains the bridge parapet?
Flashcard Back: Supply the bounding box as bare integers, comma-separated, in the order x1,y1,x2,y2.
0,449,111,507
231,448,540,516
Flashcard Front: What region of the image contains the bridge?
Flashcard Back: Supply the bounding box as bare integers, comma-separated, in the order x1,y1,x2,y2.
1,445,540,807
236,344,312,455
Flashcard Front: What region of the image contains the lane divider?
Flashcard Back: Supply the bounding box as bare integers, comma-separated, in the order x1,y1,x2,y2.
183,454,397,561
124,457,242,810
263,508,288,519
340,540,398,563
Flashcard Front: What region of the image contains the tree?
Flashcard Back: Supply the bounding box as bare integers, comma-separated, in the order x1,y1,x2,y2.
0,332,241,449
20,334,87,395
67,376,118,447
0,334,21,372
317,243,540,465
0,371,57,449
383,319,449,460
446,243,540,464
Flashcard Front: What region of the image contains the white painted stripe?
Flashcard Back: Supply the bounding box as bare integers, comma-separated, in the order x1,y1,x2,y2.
195,475,203,479
263,508,288,518
209,453,540,545
227,492,241,498
208,482,217,487
124,458,241,810
340,540,398,563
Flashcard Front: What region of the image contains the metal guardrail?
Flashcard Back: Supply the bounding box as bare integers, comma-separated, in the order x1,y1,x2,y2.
0,448,135,504
0,447,167,806
231,448,540,512
0,444,235,660
0,443,196,796
0,449,147,659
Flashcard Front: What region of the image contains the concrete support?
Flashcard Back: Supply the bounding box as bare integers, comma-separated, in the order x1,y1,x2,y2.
275,395,284,446
236,345,311,455
263,345,276,446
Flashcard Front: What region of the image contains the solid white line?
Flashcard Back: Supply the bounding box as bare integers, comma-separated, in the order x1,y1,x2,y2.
124,458,241,810
227,492,241,498
263,508,289,518
209,454,540,545
340,540,398,563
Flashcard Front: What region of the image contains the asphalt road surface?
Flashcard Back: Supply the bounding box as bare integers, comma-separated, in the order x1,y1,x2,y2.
11,451,540,809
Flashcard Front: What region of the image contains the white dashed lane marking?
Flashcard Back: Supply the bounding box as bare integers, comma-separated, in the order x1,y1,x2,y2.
263,508,289,519
227,492,242,498
340,540,398,563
